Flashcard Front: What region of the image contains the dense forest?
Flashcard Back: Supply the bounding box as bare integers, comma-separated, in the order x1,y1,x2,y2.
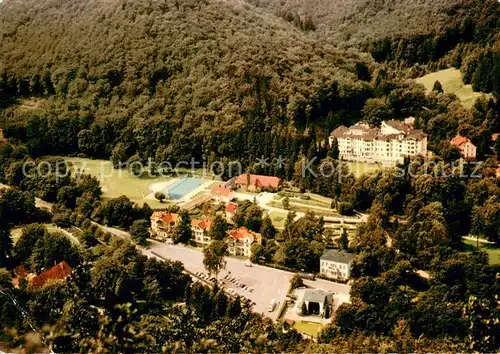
0,0,375,168
244,0,463,44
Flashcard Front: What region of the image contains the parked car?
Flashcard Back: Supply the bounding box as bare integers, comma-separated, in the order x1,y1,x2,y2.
268,299,277,312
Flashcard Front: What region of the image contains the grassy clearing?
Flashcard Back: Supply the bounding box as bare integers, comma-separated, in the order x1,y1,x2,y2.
307,193,334,205
462,239,500,265
415,68,490,109
269,201,340,217
292,321,324,337
290,198,330,209
64,157,173,209
269,211,288,229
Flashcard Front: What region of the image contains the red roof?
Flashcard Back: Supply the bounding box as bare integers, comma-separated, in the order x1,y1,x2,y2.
235,174,280,189
212,185,233,198
228,227,261,243
152,212,178,224
226,202,238,213
450,135,469,147
30,261,72,288
191,219,212,230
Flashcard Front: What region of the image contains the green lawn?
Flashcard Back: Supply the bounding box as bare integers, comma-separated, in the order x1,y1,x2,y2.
290,197,331,209
292,321,324,337
415,68,490,109
462,239,500,265
269,201,340,217
269,211,288,229
64,157,173,209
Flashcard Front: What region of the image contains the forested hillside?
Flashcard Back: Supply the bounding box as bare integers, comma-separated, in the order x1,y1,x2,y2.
369,0,500,97
243,0,462,44
0,0,373,165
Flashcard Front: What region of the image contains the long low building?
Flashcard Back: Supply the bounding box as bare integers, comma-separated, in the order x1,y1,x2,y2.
329,118,427,165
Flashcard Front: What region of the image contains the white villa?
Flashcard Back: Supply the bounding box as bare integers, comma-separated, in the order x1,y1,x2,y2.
150,212,179,242
329,118,427,165
320,249,356,280
191,219,212,246
227,227,262,258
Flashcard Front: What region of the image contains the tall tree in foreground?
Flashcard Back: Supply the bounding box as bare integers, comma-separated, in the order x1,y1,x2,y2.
203,240,228,280
432,80,444,93
130,219,150,246
339,229,349,250
173,210,192,244
328,137,340,159
209,214,229,241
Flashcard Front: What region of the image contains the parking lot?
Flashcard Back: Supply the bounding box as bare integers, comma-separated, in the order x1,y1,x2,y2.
145,241,350,321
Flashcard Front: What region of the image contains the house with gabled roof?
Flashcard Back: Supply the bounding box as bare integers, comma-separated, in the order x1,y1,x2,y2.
211,185,234,203
30,261,73,289
226,202,238,221
191,218,212,246
150,212,180,242
450,135,477,160
234,174,280,192
227,227,262,258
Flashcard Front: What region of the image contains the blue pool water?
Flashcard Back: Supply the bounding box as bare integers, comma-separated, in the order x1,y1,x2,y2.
165,178,205,200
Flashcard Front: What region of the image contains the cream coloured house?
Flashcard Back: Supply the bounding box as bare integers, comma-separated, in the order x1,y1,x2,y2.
191,219,212,246
150,212,179,242
450,135,477,160
227,227,261,258
329,119,427,165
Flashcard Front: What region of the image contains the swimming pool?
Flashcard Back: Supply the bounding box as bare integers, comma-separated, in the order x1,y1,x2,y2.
165,178,205,200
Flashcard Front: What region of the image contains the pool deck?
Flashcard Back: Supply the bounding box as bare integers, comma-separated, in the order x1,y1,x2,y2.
178,180,214,204
147,178,214,205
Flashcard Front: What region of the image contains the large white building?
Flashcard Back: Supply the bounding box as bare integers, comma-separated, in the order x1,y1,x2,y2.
320,250,356,280
329,118,427,165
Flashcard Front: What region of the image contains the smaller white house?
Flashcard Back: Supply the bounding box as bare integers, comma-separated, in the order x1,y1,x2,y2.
227,227,261,258
191,219,212,246
150,212,179,242
320,250,356,280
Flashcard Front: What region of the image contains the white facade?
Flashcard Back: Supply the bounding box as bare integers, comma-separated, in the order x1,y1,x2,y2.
330,120,427,165
320,250,356,280
320,259,352,280
150,212,178,242
227,227,261,258
192,227,208,245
